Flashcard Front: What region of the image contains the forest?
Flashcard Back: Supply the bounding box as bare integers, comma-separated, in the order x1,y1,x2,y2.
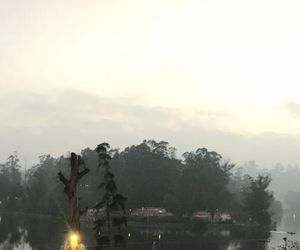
0,140,280,226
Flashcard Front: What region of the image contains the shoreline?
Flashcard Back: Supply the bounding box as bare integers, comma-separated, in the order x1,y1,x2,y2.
0,210,275,231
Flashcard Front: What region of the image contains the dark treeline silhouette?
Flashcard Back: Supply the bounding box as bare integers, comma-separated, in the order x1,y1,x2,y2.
0,140,279,225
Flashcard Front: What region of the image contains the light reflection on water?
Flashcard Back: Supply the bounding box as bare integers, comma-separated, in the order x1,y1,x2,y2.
0,213,299,250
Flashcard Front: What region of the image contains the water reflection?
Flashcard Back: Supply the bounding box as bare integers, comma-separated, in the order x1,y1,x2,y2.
121,224,271,250
0,214,27,249
268,212,300,249
1,213,299,250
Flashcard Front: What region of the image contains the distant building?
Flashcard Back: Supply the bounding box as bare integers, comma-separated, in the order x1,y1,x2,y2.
214,212,232,222
192,211,211,221
131,207,173,217
86,208,104,217
82,207,123,222
193,211,232,222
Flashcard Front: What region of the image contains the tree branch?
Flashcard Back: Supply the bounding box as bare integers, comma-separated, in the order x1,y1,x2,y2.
58,172,69,186
80,207,88,216
77,168,90,181
94,200,105,209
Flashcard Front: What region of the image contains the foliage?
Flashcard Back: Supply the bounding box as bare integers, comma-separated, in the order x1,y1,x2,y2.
162,193,180,215
0,140,276,228
244,174,274,225
94,143,127,249
24,155,65,214
177,148,234,214
269,199,283,224
112,140,182,208
0,153,23,210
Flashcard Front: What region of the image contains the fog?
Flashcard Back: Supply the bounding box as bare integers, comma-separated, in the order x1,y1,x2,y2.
2,0,300,249
1,89,300,172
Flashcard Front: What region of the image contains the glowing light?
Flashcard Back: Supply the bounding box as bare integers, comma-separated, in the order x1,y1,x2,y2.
128,233,131,237
69,232,80,249
158,234,161,239
70,234,79,241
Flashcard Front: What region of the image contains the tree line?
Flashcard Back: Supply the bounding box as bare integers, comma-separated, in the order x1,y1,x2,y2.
0,140,279,225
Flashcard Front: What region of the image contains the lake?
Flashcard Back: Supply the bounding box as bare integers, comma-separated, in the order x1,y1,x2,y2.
0,213,299,250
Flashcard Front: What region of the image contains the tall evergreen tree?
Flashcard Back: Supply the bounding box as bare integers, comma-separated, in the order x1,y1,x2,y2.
94,143,127,250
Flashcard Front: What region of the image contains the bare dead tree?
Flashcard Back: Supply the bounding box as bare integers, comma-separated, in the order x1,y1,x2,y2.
58,152,90,232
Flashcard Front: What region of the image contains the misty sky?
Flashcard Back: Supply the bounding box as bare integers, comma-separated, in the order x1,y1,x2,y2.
1,0,300,168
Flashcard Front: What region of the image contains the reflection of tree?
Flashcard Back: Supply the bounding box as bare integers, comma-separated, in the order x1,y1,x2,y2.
0,214,274,250
231,226,270,250
122,224,273,250
24,216,66,249
0,215,23,245
284,191,300,232
0,214,95,249
126,227,232,250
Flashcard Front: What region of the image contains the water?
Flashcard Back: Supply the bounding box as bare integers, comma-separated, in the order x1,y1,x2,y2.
0,213,298,250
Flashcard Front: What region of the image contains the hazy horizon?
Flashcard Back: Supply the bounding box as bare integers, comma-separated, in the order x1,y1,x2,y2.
1,0,300,168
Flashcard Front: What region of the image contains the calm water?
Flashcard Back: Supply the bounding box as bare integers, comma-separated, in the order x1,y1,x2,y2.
0,213,299,250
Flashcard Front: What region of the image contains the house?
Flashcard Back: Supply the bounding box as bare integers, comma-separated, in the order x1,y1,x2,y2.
214,212,232,222
192,211,211,221
131,207,173,217
192,211,232,222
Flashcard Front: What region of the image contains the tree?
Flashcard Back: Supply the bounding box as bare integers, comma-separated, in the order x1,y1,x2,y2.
177,148,234,215
268,199,283,224
94,143,127,250
24,155,64,214
113,140,182,208
0,153,23,210
162,193,180,215
244,174,274,225
0,140,279,227
58,153,90,232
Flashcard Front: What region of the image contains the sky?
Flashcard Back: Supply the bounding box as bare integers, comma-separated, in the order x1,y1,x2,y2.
1,0,300,168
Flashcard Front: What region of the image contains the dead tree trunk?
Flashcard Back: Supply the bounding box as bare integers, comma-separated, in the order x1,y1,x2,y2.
58,152,90,232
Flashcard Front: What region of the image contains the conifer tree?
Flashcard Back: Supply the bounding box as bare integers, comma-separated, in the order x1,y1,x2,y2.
94,143,127,250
